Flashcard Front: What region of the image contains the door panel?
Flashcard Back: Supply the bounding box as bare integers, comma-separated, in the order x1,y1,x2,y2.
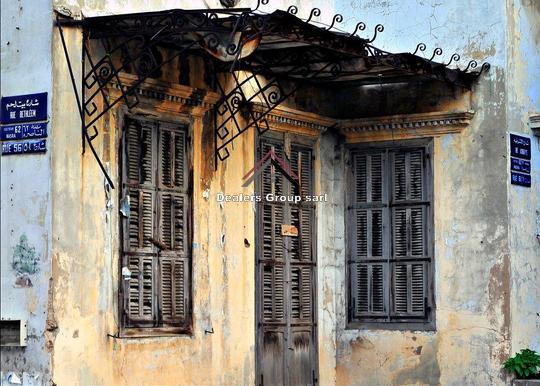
260,329,286,386
256,133,318,386
289,329,314,386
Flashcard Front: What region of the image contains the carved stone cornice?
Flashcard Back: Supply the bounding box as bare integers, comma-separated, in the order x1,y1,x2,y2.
340,110,475,142
108,73,220,115
252,104,337,135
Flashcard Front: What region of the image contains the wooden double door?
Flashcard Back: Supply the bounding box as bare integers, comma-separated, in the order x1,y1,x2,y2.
256,132,318,386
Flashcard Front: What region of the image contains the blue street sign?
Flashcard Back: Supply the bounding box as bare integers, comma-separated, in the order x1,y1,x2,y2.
511,172,531,187
0,122,47,140
2,139,46,155
509,133,531,160
510,157,531,174
1,92,48,124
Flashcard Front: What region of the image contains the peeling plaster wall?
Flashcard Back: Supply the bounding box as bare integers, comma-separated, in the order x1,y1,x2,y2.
506,0,540,355
0,0,53,384
48,3,295,386
333,79,513,385
41,0,539,386
327,0,538,385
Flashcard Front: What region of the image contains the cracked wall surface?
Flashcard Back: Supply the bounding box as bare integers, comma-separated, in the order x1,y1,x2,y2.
1,0,538,385
0,0,53,384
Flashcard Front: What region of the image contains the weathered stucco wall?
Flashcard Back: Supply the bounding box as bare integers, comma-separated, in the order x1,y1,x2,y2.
327,0,538,385
37,0,540,385
50,30,258,385
506,0,540,356
0,0,53,384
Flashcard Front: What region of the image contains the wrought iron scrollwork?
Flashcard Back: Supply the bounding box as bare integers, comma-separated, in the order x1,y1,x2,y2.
326,14,343,30
429,47,443,61
56,3,491,185
350,22,366,37
367,24,384,43
412,43,426,56
306,8,321,24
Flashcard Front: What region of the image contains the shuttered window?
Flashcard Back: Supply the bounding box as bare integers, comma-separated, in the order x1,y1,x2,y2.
347,141,433,328
121,116,190,331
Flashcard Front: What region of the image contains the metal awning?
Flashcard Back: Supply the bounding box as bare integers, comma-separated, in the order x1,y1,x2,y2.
56,2,489,187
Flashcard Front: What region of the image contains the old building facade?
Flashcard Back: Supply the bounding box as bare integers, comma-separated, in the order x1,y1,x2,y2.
1,0,539,385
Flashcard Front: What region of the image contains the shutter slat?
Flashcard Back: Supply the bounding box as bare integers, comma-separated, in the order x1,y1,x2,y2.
393,153,407,201
353,262,386,316
393,208,407,257
262,204,273,260
159,128,186,188
371,209,383,258
261,141,285,196
371,264,385,312
355,155,367,202
174,132,185,188
393,206,425,258
262,264,285,321
160,130,173,186
410,207,425,256
291,146,313,197
160,257,187,324
393,263,408,314
290,266,312,320
410,150,423,200
273,205,284,261
126,255,154,323
301,267,312,319
355,263,368,313
370,154,383,202
127,189,154,252
355,210,368,258
290,208,300,260
125,119,154,185
299,208,312,261
393,150,424,202
159,193,185,253
392,262,426,316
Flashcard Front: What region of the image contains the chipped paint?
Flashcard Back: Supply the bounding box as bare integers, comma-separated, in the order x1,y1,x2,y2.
1,0,538,385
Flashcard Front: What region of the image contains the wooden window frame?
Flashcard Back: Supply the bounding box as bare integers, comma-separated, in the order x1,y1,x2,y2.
345,138,435,331
118,113,193,337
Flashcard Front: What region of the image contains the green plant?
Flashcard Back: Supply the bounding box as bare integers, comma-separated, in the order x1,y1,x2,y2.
503,349,540,379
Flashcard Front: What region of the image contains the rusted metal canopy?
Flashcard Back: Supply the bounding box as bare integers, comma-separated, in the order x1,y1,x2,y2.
56,3,489,185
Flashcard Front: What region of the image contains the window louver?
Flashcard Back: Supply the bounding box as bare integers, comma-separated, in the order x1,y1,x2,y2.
127,255,154,322
262,264,285,321
122,117,190,330
349,145,432,326
290,267,312,320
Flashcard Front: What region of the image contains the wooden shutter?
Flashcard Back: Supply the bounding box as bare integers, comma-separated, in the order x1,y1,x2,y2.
126,118,154,186
390,149,430,320
121,117,190,329
349,151,388,320
290,266,313,321
259,139,286,322
157,125,189,326
392,262,427,316
122,118,157,326
349,145,432,324
262,264,285,322
291,145,313,197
